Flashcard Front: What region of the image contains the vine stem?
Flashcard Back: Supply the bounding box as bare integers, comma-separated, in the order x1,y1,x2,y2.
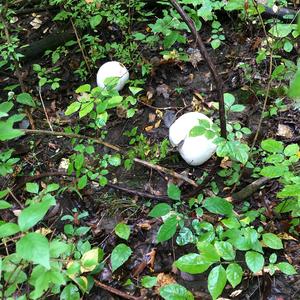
169,0,227,139
22,129,198,187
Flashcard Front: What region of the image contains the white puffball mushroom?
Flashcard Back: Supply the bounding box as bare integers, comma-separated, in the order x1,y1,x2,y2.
96,61,129,91
169,112,217,166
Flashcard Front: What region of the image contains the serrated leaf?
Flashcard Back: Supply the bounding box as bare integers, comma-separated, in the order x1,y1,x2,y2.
160,283,194,300
245,251,264,273
111,243,132,272
262,233,283,249
203,197,233,216
175,253,212,274
115,223,130,240
157,216,178,243
226,263,243,288
16,233,50,269
208,265,227,300
149,203,171,218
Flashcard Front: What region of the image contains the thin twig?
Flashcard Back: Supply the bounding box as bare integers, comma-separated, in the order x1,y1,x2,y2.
22,129,198,187
38,87,53,131
94,279,143,300
169,0,227,139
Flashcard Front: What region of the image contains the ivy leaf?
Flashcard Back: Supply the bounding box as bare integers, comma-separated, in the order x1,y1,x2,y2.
203,197,233,216
262,233,283,249
245,251,264,273
111,244,132,272
16,233,50,269
175,253,212,274
115,223,130,240
160,283,194,300
226,263,243,288
167,183,181,201
149,203,171,218
157,216,178,243
208,265,227,300
276,262,297,275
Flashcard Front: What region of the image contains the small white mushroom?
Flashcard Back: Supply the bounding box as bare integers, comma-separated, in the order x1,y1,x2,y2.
169,112,217,166
96,61,129,91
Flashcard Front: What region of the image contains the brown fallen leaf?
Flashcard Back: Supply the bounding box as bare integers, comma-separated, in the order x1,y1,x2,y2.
277,124,293,138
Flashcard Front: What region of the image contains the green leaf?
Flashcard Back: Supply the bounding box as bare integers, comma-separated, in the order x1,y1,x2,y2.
211,39,221,49
149,203,171,218
50,240,69,258
203,197,233,216
261,139,284,153
108,154,121,166
0,101,13,118
79,102,94,118
65,102,81,115
129,86,143,95
288,70,300,99
196,242,220,263
175,253,212,274
89,15,102,29
16,233,50,269
111,243,132,272
262,233,283,249
25,182,39,194
260,166,287,178
226,263,243,288
167,183,181,201
277,184,300,198
75,84,91,93
230,104,245,112
0,121,24,141
77,175,87,190
0,222,20,238
208,265,227,300
18,197,55,231
16,93,36,107
0,200,12,209
160,283,194,300
276,262,297,275
284,40,293,52
224,93,235,108
81,248,99,272
157,216,178,243
269,23,293,38
284,144,299,156
115,223,130,240
189,125,205,137
141,276,157,288
214,241,235,260
245,251,264,273
107,96,123,109
60,284,80,300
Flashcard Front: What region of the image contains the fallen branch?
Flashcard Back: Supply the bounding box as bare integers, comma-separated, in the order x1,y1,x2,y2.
94,279,143,300
22,129,198,187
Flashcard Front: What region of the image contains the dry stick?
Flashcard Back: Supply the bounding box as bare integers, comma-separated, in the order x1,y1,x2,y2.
169,0,227,139
38,87,53,131
22,129,198,187
94,279,143,300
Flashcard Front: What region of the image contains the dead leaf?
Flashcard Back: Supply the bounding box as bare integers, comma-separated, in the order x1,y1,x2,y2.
156,273,177,288
148,113,156,123
145,125,153,132
187,48,203,67
220,157,232,168
156,84,170,99
278,233,297,241
146,248,156,269
154,119,161,128
277,124,293,139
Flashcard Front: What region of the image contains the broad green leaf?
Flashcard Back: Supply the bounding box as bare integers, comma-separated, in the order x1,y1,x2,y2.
157,216,178,243
211,39,221,49
284,144,299,156
196,242,220,263
226,263,243,288
277,184,300,198
214,241,235,260
260,166,287,178
224,93,235,108
16,233,50,269
245,251,264,273
108,154,121,166
288,70,300,99
269,23,293,38
25,182,39,194
160,283,194,300
276,262,297,275
176,227,195,246
77,175,87,190
107,96,123,109
60,283,80,300
203,197,233,216
79,102,94,118
262,233,283,249
111,243,132,272
50,240,69,258
261,139,284,153
0,223,20,238
230,104,245,112
115,223,130,240
75,84,91,93
65,102,81,115
175,253,212,274
16,93,36,107
167,183,181,201
0,200,12,209
0,121,24,141
80,248,99,272
90,15,102,29
18,197,55,231
0,101,13,118
149,203,171,218
129,86,143,95
208,265,227,300
141,276,157,288
189,126,205,137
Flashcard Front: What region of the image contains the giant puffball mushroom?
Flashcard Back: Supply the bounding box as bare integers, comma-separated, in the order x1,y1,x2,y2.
169,112,217,166
96,61,129,91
